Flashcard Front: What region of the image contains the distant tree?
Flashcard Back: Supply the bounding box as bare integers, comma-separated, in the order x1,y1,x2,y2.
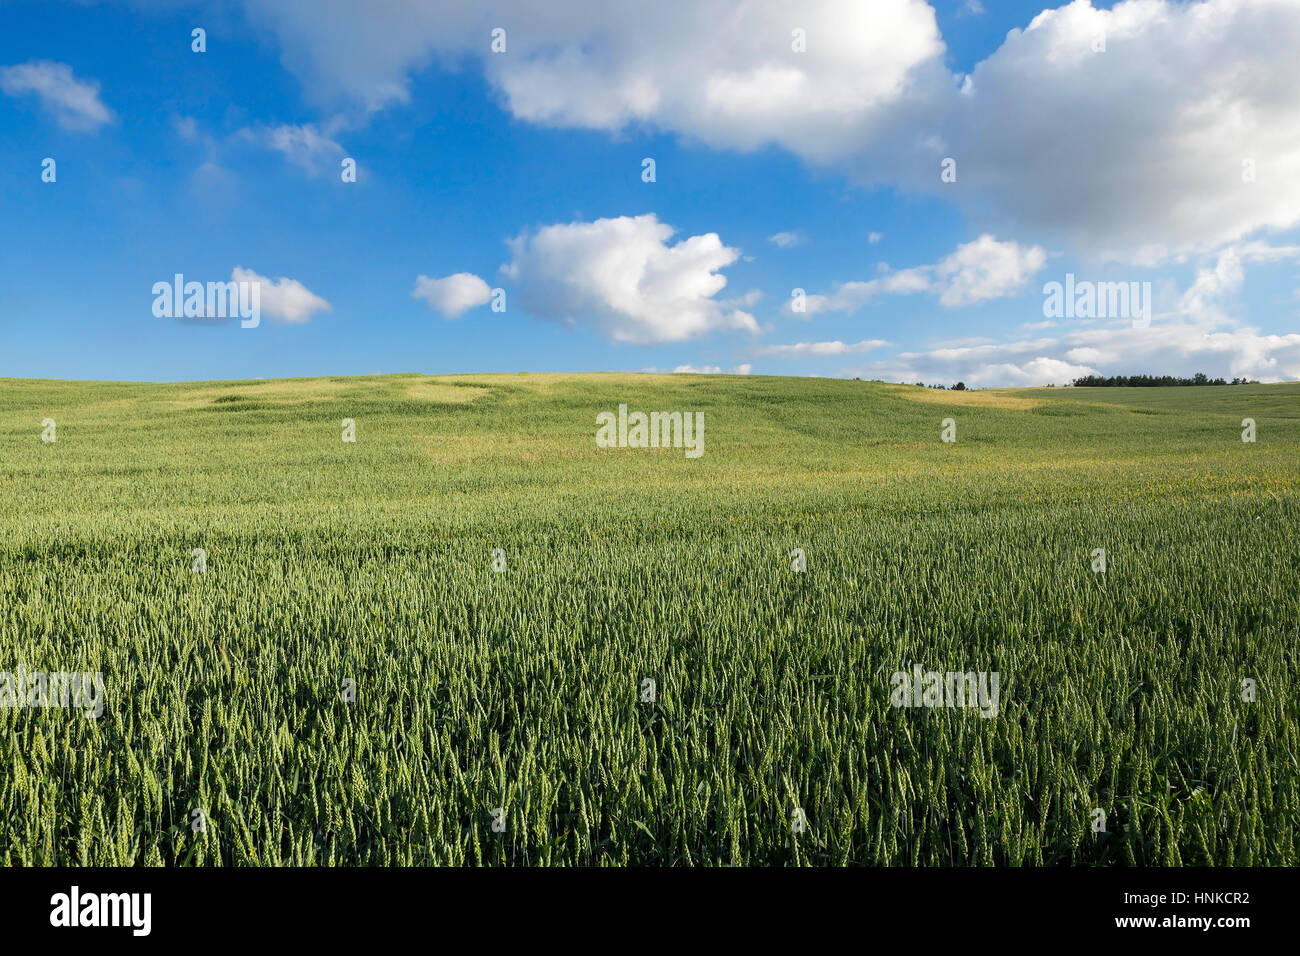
952,381,966,391
1071,372,1249,387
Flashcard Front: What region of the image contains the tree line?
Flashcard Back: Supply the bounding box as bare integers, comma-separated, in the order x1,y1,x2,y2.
1070,373,1257,387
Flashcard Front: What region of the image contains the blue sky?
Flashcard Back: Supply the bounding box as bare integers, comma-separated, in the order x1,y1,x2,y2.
2,0,1299,385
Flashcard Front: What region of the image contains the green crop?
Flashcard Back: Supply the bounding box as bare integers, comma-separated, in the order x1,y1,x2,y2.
1,373,1296,865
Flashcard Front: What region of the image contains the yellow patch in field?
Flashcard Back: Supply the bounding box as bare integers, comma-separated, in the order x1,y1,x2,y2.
404,380,492,404
439,372,652,394
888,385,1041,410
173,378,353,407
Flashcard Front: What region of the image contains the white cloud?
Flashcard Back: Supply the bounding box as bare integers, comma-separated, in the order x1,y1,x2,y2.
768,231,806,249
1019,319,1058,332
412,272,493,318
759,339,890,358
721,289,763,310
232,266,331,323
0,60,113,131
640,364,753,374
223,1,1300,266
968,357,1094,388
234,0,947,162
859,321,1300,387
1179,242,1300,324
933,234,1049,307
932,0,1300,262
242,123,345,176
799,235,1046,315
868,232,884,244
502,214,757,344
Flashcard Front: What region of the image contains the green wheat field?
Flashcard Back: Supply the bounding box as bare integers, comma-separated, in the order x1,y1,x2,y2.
1,373,1297,866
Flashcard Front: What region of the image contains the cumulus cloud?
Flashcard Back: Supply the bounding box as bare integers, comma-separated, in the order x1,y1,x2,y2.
798,235,1046,315
228,0,1300,266
501,214,757,344
0,60,113,130
232,266,331,323
759,339,891,358
932,234,1049,307
235,0,947,163
412,272,493,318
930,0,1300,262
